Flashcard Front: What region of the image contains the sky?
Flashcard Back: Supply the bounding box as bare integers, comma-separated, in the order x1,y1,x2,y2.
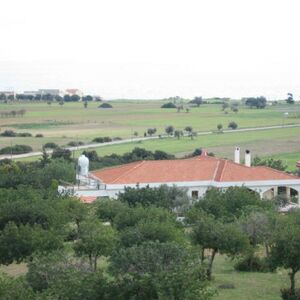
0,0,299,99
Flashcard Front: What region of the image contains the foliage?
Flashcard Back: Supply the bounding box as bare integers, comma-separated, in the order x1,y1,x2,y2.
189,96,203,107
286,93,295,105
252,155,287,171
161,102,177,108
98,102,113,108
245,96,267,109
0,144,32,155
74,219,118,270
92,136,112,143
110,241,214,300
234,255,271,272
0,222,63,265
118,184,191,212
147,127,157,136
43,142,58,149
270,221,300,295
0,274,35,300
51,147,72,161
228,121,238,129
165,125,174,136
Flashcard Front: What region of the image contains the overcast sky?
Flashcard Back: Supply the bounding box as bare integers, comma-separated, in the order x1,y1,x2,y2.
0,0,299,99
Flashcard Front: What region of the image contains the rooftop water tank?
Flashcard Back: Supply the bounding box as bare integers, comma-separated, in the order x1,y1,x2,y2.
78,154,89,176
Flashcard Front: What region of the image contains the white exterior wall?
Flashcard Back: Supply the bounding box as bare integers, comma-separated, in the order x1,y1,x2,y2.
59,178,300,203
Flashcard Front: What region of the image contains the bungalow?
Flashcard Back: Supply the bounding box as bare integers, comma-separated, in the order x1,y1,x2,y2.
59,148,300,204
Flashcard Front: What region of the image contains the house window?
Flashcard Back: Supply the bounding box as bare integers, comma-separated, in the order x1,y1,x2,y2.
191,190,199,198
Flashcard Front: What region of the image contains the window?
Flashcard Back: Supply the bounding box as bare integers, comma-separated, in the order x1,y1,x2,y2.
191,190,199,198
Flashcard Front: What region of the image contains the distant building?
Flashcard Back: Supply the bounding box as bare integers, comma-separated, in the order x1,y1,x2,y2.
23,91,39,96
38,89,63,96
65,89,84,97
0,91,15,98
59,148,300,205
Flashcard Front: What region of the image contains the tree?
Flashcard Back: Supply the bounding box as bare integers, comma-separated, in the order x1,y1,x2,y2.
270,224,300,296
191,215,249,280
51,147,72,161
190,96,203,107
70,94,81,102
222,102,229,111
185,126,195,139
83,101,88,108
165,125,174,136
39,148,51,167
245,96,267,109
110,241,213,300
174,129,183,139
74,219,118,271
82,95,93,102
252,156,287,171
147,128,157,136
228,121,238,129
134,131,138,137
286,93,295,104
217,123,223,132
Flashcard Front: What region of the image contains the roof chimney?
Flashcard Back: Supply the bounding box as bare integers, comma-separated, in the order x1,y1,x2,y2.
245,150,251,167
234,147,240,164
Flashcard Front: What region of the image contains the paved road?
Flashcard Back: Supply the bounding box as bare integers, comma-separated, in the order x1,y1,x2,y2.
1,123,300,160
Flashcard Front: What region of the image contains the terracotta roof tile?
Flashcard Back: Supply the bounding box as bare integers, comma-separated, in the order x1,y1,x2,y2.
91,156,299,184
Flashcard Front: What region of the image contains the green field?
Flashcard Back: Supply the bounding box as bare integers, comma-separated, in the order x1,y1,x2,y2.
1,100,300,170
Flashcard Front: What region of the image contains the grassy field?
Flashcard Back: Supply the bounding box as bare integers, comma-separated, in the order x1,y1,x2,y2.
2,100,300,170
1,254,296,300
1,100,300,150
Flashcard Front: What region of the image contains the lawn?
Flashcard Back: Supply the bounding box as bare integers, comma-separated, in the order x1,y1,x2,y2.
213,255,296,300
1,100,300,152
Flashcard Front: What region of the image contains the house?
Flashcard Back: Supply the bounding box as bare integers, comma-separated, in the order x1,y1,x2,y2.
58,148,300,203
38,89,63,96
65,89,84,98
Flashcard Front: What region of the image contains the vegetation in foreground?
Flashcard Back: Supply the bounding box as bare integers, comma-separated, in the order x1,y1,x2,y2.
0,152,300,299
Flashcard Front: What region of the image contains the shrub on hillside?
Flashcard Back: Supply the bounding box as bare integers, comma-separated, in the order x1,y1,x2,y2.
281,288,300,300
234,255,271,272
0,130,17,137
161,102,177,108
228,121,238,130
0,144,33,155
43,142,58,149
98,103,112,108
67,141,85,147
92,137,112,143
51,147,72,161
17,132,32,137
35,134,44,138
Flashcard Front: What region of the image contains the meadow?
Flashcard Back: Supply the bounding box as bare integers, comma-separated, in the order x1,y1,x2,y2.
1,100,300,170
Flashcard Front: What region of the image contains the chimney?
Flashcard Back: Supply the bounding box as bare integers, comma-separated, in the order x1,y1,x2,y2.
234,147,240,164
245,150,251,167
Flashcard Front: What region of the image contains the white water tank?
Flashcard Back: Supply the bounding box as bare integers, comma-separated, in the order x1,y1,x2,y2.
78,154,89,176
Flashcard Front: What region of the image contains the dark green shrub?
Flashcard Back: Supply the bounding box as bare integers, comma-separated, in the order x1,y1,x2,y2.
0,144,33,155
18,132,32,137
281,288,300,300
0,130,16,137
92,137,112,143
35,134,44,138
98,102,112,108
43,142,58,149
234,255,271,272
67,141,84,147
161,102,177,108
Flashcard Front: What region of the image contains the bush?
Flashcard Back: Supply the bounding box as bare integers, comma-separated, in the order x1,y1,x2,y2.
281,288,300,300
228,121,238,130
43,142,58,149
92,137,112,143
51,147,72,161
17,132,32,137
35,134,44,138
0,130,16,137
0,144,33,155
234,255,271,272
161,102,177,108
67,141,84,147
98,102,112,108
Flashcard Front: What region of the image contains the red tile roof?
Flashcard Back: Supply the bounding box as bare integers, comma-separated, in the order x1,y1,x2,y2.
80,196,97,203
91,155,298,185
